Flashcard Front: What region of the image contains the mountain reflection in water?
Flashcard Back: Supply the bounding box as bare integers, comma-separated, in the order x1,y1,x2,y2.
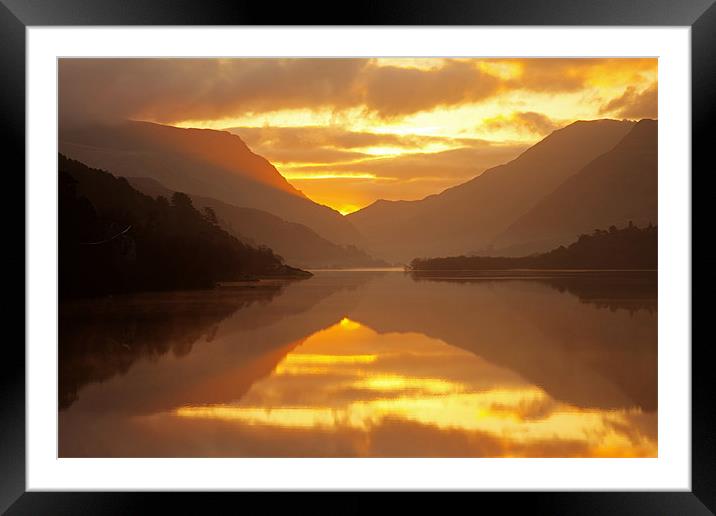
59,270,657,457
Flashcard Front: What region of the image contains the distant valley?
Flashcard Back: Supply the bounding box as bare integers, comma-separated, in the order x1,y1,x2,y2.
61,118,658,269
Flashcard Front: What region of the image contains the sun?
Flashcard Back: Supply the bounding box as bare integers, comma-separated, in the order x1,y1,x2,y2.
336,205,362,216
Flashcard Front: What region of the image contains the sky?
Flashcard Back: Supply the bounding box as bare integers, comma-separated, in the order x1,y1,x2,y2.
59,58,657,215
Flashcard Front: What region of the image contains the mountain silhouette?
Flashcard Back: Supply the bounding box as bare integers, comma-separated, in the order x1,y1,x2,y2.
60,120,363,246
492,119,657,255
348,119,635,263
127,176,387,269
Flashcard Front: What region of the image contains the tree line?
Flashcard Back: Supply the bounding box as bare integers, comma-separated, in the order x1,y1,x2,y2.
409,223,657,271
59,154,310,298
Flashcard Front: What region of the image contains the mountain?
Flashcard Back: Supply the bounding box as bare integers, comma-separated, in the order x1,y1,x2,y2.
492,119,657,255
59,154,309,299
409,223,657,271
127,176,388,269
59,120,362,246
348,119,636,263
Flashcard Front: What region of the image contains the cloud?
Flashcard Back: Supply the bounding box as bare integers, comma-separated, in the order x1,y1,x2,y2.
262,130,529,212
480,111,562,136
280,143,528,212
360,60,501,118
599,83,658,119
230,125,469,150
59,58,370,126
228,125,412,160
507,59,593,92
281,144,527,181
227,125,510,164
501,58,657,92
62,58,498,125
59,58,657,127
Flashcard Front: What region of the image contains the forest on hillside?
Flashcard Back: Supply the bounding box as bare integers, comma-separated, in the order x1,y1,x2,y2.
408,224,657,271
59,154,309,298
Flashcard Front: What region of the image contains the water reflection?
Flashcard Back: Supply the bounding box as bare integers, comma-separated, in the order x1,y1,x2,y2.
59,271,657,457
410,270,657,313
59,285,284,409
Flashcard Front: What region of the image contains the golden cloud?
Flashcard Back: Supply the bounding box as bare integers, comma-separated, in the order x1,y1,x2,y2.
59,58,658,126
599,83,658,119
480,111,563,136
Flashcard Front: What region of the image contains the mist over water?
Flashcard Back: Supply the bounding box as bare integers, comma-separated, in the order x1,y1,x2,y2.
59,270,657,458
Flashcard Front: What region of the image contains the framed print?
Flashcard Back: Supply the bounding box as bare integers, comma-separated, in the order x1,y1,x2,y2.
4,0,713,513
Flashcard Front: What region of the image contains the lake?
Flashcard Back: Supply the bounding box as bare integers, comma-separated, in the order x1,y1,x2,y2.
59,270,657,457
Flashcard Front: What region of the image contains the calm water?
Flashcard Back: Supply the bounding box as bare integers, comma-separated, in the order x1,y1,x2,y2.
59,270,657,457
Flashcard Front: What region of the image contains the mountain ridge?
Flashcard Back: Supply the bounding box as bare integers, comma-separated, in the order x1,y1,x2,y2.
127,176,388,269
491,119,657,255
348,119,637,262
59,120,363,246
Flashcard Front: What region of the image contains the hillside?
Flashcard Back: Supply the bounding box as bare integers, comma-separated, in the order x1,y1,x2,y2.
59,120,363,246
347,119,636,263
59,155,309,298
409,224,657,271
492,119,657,255
127,176,388,269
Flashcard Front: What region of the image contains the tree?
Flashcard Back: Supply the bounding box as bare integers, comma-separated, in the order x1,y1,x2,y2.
171,192,193,211
156,195,169,210
203,207,218,225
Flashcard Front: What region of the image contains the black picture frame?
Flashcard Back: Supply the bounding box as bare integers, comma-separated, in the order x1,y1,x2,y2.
4,0,712,513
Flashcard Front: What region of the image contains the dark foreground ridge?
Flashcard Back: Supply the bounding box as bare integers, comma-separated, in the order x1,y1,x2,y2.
408,224,657,271
59,154,310,299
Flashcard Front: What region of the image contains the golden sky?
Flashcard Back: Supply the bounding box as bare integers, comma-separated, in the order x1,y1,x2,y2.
59,58,657,214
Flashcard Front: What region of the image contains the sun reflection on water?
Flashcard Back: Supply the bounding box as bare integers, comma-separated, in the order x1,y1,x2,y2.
174,318,657,457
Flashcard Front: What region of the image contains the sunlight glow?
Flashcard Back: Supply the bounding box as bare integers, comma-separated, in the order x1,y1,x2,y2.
162,58,657,220
281,172,378,180
339,317,362,330
336,205,362,215
173,318,657,457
